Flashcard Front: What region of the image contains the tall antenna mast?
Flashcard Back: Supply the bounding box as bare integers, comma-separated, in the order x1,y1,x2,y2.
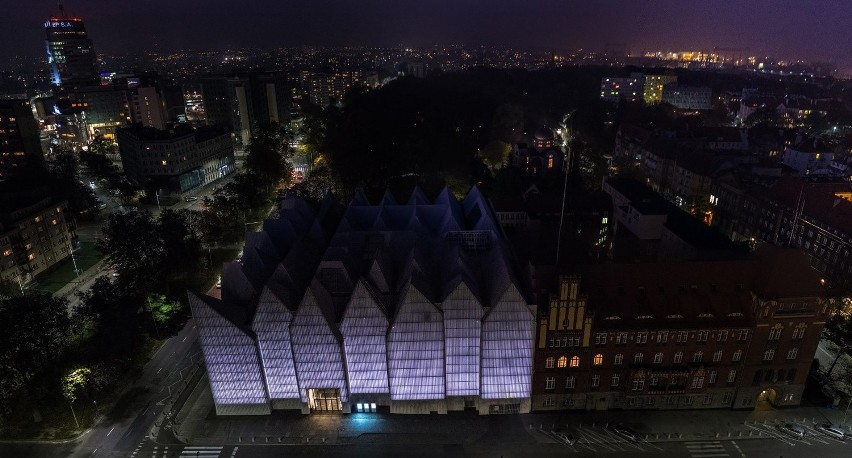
58,1,66,18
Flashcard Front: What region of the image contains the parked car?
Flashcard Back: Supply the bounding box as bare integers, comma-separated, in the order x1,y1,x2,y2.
550,427,577,445
184,196,199,202
608,424,640,441
816,423,846,441
776,423,806,440
216,276,221,289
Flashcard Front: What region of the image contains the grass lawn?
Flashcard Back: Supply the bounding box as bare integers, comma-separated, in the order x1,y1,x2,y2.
30,241,103,294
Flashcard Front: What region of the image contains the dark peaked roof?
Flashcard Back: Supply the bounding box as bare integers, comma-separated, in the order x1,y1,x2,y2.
192,185,526,331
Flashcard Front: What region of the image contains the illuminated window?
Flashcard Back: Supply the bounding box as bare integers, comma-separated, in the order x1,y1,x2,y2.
27,253,35,261
162,160,167,166
593,354,603,365
547,155,554,169
34,216,41,223
557,356,567,368
768,324,782,341
569,356,580,367
2,249,12,256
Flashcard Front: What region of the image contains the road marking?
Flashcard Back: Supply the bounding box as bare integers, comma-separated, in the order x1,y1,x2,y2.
730,440,746,457
107,426,115,436
745,424,798,446
685,440,728,457
90,448,98,456
157,367,163,374
179,445,224,456
183,337,187,341
231,447,239,457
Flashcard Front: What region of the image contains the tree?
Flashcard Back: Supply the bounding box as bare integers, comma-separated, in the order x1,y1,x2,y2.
491,103,525,144
244,122,294,192
146,295,182,334
0,293,70,409
477,140,512,173
157,209,202,285
98,211,161,292
198,188,248,246
73,277,143,358
48,152,98,219
744,106,782,128
822,313,852,376
62,367,91,428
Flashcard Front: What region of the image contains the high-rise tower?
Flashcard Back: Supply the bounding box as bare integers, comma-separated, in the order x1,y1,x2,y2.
44,2,98,88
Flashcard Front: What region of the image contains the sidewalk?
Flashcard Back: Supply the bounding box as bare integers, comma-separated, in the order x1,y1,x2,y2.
171,373,852,448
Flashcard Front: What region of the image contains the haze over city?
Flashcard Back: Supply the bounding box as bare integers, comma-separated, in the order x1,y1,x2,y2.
3,1,852,458
3,0,852,71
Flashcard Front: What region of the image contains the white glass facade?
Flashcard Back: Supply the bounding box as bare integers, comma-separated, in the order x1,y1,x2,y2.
341,281,390,394
443,281,482,396
388,285,446,400
191,187,534,415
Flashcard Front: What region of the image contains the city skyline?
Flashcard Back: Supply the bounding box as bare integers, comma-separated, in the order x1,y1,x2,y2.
4,0,852,72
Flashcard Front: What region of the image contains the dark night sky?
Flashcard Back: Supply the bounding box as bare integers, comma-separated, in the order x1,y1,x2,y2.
4,0,852,70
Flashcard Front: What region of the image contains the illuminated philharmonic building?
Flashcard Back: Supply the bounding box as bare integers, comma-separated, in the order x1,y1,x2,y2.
190,187,536,415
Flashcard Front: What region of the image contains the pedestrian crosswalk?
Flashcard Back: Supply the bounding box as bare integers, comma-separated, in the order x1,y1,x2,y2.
685,441,729,457
179,445,224,457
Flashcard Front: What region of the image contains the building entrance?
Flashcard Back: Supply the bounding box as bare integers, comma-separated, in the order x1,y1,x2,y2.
308,388,342,412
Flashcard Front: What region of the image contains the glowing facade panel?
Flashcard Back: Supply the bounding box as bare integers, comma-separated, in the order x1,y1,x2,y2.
190,294,270,415
481,286,535,399
388,286,445,400
290,291,349,403
443,282,482,396
252,289,300,401
340,283,390,394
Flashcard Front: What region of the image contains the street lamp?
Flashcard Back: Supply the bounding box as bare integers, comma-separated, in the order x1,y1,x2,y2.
67,239,80,277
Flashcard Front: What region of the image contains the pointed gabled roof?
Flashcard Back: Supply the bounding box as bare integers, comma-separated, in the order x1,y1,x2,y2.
435,186,464,226
407,186,430,206
483,282,535,321
253,286,293,328
241,247,279,290
189,290,254,334
351,188,371,206
221,262,259,310
340,279,393,325
381,189,398,206
244,231,281,260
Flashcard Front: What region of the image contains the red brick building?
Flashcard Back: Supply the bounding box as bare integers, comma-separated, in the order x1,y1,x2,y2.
531,246,827,411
